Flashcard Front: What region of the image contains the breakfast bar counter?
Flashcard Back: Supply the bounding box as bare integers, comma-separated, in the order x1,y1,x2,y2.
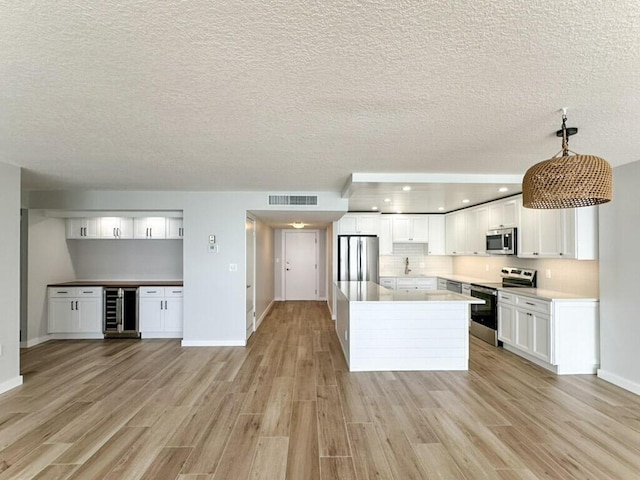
335,281,483,372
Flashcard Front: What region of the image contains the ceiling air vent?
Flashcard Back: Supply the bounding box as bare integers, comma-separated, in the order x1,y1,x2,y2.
268,195,318,206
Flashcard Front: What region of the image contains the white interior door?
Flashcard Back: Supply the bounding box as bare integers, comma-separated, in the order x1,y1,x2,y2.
246,216,256,339
284,230,318,300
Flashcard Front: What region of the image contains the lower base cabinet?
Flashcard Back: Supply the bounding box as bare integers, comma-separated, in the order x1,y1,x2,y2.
498,291,598,374
48,287,104,338
139,286,183,338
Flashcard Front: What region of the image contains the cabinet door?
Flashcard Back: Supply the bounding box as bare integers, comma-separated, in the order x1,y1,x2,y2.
164,298,183,333
66,218,100,239
134,218,166,239
537,210,563,257
77,297,103,333
498,303,515,344
166,218,184,239
49,298,75,333
467,207,488,255
518,207,539,257
427,216,446,255
532,313,552,363
100,217,120,238
410,216,429,242
337,215,358,234
139,298,163,332
514,309,532,353
378,217,393,255
445,212,465,255
391,216,412,242
357,215,379,235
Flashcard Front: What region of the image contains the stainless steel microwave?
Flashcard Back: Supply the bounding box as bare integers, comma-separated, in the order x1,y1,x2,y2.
486,228,517,255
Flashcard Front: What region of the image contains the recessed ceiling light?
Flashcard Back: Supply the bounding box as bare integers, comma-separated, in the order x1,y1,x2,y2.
462,199,470,204
291,222,305,229
384,198,391,203
402,186,411,191
438,207,445,211
498,187,509,192
371,206,378,211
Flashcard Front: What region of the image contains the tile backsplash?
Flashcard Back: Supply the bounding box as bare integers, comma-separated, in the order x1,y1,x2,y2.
380,243,453,276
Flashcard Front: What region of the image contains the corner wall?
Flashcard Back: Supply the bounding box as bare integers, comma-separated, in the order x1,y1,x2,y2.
598,160,640,395
0,162,22,394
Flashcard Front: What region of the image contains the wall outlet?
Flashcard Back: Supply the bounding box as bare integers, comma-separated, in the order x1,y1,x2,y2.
545,269,552,279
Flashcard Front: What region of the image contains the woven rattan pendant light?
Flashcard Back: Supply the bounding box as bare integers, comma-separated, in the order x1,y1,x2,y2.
522,109,612,209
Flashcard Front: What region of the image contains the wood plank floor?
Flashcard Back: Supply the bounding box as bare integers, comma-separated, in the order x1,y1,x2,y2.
2,301,640,479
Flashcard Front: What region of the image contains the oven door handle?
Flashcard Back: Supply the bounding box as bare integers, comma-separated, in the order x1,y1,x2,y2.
471,286,498,296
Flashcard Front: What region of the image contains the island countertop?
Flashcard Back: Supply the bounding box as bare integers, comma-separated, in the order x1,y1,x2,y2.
336,281,484,304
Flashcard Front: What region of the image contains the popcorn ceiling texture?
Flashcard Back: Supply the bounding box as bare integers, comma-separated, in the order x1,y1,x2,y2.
1,1,640,191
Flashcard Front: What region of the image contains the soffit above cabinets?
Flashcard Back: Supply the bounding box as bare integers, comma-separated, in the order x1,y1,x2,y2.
343,173,523,214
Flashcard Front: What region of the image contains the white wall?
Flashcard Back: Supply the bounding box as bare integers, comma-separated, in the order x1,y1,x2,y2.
66,240,183,280
27,190,347,346
27,213,76,345
0,162,22,394
598,160,640,395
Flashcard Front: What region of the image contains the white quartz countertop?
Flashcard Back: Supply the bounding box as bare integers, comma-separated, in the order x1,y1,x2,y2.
336,281,484,303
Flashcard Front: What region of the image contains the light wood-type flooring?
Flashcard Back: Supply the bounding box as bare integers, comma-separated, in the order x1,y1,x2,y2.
2,301,640,479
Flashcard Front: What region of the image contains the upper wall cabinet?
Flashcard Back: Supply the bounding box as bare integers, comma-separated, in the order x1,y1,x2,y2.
488,198,520,229
134,217,167,239
518,205,597,260
66,218,100,239
378,216,393,255
427,216,446,255
166,218,184,239
337,213,380,235
66,216,183,240
391,215,429,243
100,217,133,239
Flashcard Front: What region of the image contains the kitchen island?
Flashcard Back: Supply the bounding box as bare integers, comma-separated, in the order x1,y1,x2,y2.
335,281,483,372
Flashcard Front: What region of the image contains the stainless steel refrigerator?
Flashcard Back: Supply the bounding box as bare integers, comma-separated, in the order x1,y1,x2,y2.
337,235,379,282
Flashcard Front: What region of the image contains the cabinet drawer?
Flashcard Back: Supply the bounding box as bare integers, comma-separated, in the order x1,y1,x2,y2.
379,278,396,289
49,287,77,298
76,287,103,298
139,287,164,297
395,279,417,289
516,295,550,314
164,287,184,297
498,291,516,305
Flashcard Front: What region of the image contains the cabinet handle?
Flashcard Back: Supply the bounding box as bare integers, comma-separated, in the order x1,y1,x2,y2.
527,312,533,316
149,228,152,238
75,301,78,310
525,302,536,306
147,290,157,294
165,300,168,309
113,227,116,237
160,300,164,310
70,300,74,310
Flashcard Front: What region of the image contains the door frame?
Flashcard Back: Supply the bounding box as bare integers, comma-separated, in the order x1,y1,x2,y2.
282,229,319,300
246,215,256,339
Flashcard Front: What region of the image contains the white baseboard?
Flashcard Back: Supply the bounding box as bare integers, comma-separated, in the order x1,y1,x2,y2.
23,335,52,348
256,300,275,329
181,340,246,347
141,332,183,339
0,375,23,395
598,369,640,396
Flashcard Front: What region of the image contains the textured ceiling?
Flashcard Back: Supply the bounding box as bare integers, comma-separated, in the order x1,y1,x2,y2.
2,1,640,198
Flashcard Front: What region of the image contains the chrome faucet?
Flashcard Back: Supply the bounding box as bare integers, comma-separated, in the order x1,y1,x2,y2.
404,257,412,275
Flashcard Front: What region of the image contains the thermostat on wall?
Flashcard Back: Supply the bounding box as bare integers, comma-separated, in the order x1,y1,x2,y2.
209,235,216,244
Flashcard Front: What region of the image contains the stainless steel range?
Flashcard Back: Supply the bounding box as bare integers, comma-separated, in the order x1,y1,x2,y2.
469,267,537,346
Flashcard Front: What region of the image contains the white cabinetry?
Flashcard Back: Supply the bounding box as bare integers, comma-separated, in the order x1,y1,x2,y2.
437,278,448,290
466,207,488,256
427,216,446,255
488,198,520,229
379,277,396,289
139,286,183,338
498,291,598,374
395,277,438,290
378,217,393,255
100,217,133,239
518,205,597,259
165,218,184,239
445,211,466,255
66,218,100,239
338,214,380,235
134,217,167,239
48,287,104,338
391,215,429,243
